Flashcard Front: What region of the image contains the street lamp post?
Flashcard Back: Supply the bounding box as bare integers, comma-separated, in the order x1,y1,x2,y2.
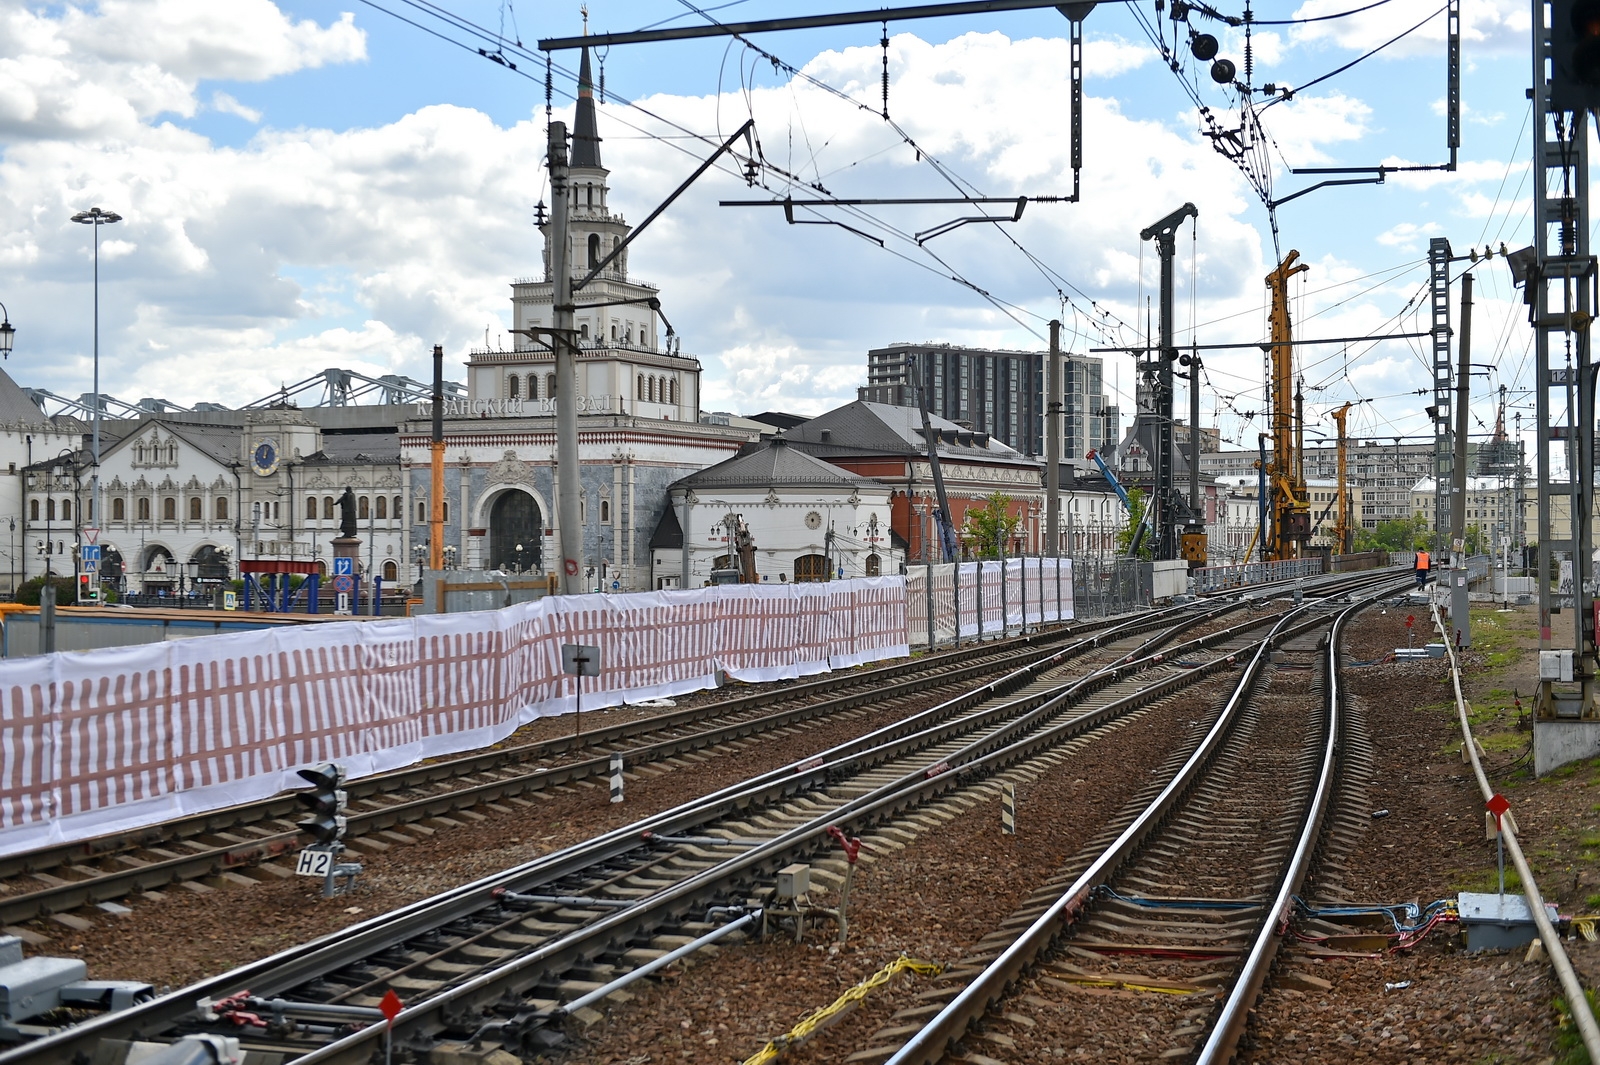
0,300,14,359
70,207,121,541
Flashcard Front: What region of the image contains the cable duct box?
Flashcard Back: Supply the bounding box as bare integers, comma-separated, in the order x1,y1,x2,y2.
1457,892,1558,952
776,864,810,900
1539,650,1574,683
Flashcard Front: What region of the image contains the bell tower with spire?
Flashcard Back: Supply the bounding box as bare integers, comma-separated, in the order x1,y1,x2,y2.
471,30,701,422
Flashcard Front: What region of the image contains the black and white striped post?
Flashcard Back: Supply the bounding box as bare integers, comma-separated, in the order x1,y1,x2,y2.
609,753,624,804
1001,783,1016,835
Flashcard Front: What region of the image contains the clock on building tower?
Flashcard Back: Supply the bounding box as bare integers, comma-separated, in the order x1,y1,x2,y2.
252,439,280,477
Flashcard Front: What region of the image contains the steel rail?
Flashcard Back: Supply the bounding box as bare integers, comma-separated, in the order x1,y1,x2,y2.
284,616,1284,1062
880,579,1406,1065
0,575,1393,1062
0,601,1228,1064
1195,580,1377,1062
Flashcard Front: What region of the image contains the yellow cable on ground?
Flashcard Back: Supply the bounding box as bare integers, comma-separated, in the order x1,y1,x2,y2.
1572,916,1599,942
741,955,943,1065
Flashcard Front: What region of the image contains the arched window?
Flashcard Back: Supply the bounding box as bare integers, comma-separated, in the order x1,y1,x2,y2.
188,497,202,521
546,374,556,396
600,499,611,524
586,183,594,208
587,233,600,268
358,495,370,520
649,377,657,403
508,374,520,399
167,445,176,464
135,444,145,463
61,500,71,521
794,554,830,582
637,374,645,400
112,498,125,522
527,375,538,399
383,560,398,582
666,379,675,404
216,497,228,520
324,496,334,520
417,500,427,523
162,497,176,521
137,498,150,521
46,499,55,521
866,553,882,576
443,501,450,522
376,496,387,520
307,497,318,520
393,496,402,520
579,323,589,339
28,499,37,521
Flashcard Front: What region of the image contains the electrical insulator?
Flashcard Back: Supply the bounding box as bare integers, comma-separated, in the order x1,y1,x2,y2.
1210,58,1236,85
1190,33,1219,61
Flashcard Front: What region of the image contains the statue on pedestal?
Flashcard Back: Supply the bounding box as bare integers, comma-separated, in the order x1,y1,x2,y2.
338,487,357,539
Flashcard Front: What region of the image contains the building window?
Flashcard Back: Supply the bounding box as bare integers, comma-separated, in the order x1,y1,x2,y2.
443,501,450,522
527,375,538,399
138,498,150,521
794,554,830,582
376,495,388,520
358,495,370,520
188,497,202,520
46,499,55,521
547,373,556,396
866,552,882,576
649,377,657,402
418,500,427,523
28,499,37,521
508,374,520,399
307,497,318,520
112,498,125,522
383,560,398,582
637,374,645,400
61,500,71,521
162,497,176,521
600,499,611,524
393,496,402,519
324,496,334,520
216,497,228,520
588,233,600,268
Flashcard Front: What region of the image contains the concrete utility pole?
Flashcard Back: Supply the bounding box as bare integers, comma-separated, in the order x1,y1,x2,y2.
1046,320,1062,558
1451,272,1472,647
548,120,584,595
430,344,445,573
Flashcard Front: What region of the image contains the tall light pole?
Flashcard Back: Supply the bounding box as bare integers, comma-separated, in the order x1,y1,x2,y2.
70,207,121,541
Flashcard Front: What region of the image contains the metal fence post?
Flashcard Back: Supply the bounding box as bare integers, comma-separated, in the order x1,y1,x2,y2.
953,562,962,648
1020,554,1028,635
976,561,985,642
925,565,935,651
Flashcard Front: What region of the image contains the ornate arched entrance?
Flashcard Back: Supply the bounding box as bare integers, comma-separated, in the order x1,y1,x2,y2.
490,490,543,572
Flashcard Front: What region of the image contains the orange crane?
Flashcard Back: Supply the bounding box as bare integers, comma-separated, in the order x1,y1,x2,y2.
1330,402,1354,554
1264,252,1312,560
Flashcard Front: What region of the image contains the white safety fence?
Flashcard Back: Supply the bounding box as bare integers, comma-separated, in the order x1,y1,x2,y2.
0,577,908,857
907,558,1074,650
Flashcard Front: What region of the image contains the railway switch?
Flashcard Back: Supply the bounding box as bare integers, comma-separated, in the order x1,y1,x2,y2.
0,935,152,1042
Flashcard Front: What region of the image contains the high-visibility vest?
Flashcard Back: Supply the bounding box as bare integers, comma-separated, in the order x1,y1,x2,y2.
1416,551,1430,571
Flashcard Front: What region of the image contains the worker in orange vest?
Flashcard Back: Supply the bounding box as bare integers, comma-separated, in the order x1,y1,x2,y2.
1415,549,1431,588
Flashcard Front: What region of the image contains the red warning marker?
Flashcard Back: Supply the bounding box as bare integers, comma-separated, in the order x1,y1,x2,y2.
1405,615,1415,628
379,988,403,1027
1486,793,1511,830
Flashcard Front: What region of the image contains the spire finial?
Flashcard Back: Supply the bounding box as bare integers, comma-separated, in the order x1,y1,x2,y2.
581,5,589,34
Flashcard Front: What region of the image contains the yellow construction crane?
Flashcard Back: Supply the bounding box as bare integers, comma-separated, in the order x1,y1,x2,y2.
1330,402,1354,554
1264,252,1312,561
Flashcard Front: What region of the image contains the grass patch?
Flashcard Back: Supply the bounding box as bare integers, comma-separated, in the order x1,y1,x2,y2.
1554,988,1598,1065
1457,867,1525,894
1469,610,1523,672
1586,893,1600,910
1481,733,1529,754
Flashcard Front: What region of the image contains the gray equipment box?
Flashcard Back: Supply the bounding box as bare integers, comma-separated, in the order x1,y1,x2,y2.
1458,892,1560,952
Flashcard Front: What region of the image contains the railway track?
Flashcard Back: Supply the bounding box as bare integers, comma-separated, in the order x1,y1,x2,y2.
0,569,1402,1063
856,576,1407,1065
0,610,1149,927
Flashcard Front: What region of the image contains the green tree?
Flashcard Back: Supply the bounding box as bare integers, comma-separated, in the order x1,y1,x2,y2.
1115,488,1152,560
1354,515,1429,553
962,492,1021,559
15,575,76,606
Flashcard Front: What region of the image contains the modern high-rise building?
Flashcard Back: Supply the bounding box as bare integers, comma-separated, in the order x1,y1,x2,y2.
858,343,1118,461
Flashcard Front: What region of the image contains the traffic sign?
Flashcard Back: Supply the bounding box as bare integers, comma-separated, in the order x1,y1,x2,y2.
331,573,355,594
1405,615,1415,629
1486,792,1511,829
332,557,355,576
82,527,98,546
80,544,101,564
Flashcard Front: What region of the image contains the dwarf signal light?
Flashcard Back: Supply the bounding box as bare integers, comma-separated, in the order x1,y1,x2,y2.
296,762,348,844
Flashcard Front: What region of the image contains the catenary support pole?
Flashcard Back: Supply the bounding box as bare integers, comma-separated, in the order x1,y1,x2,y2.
549,121,583,595
1046,320,1062,560
430,345,445,574
1452,272,1473,647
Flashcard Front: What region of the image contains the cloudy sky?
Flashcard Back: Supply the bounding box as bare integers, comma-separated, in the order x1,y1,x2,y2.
0,0,1545,452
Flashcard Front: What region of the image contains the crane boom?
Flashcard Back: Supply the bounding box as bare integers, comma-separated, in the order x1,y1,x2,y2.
1265,252,1312,560
1330,402,1354,554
